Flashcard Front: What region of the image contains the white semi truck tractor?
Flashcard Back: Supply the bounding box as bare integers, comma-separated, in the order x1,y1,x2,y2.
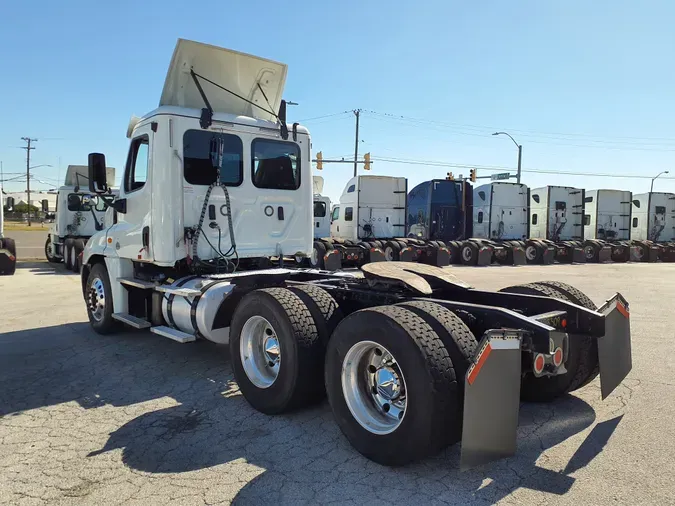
583,190,639,262
80,38,633,468
45,165,118,271
0,186,17,275
630,192,675,262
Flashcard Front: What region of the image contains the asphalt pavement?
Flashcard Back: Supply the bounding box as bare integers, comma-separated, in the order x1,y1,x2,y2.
6,229,49,261
0,261,673,505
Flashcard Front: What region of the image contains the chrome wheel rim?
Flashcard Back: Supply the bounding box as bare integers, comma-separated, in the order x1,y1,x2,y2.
525,245,537,261
462,247,472,262
87,277,106,322
384,246,394,261
584,246,594,260
341,341,407,435
311,247,319,266
240,316,281,389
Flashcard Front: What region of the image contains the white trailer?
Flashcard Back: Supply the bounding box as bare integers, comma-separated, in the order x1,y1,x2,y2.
631,192,675,261
45,165,118,271
463,182,551,265
528,186,586,263
583,190,637,262
79,38,633,470
0,185,17,275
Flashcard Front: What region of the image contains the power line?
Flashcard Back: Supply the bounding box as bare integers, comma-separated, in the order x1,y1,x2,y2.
296,111,352,122
363,110,675,146
371,155,675,180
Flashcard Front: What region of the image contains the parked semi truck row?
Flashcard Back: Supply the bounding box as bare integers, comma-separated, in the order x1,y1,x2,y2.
77,38,634,468
44,165,118,272
311,177,675,269
0,185,17,275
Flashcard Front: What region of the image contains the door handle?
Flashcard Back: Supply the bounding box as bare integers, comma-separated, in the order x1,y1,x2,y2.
277,206,284,220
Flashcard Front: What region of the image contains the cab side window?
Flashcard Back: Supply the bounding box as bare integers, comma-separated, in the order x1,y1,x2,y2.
331,206,340,222
125,135,149,192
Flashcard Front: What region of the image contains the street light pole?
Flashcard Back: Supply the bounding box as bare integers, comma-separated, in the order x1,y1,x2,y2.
493,132,522,184
650,170,669,193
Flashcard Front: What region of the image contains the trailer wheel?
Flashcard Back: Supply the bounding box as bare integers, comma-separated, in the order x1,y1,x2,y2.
583,242,600,262
230,288,323,414
499,282,599,401
310,241,327,269
85,262,118,334
396,301,476,440
525,244,541,264
384,240,401,261
460,242,479,266
0,238,16,275
45,236,61,263
325,305,458,466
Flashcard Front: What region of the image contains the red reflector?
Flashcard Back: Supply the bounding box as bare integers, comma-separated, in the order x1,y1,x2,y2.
561,319,567,328
553,347,563,367
371,248,377,252
9,255,15,262
617,301,629,319
533,354,545,374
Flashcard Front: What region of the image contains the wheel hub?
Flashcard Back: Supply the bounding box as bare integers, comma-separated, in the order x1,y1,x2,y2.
584,246,594,259
525,245,537,261
385,247,394,261
87,277,106,322
311,247,319,266
462,247,471,261
341,341,407,434
240,316,281,389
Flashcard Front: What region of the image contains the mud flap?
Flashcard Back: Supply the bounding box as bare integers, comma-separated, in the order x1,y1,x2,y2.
461,331,522,470
399,247,415,262
598,246,612,263
596,294,632,400
477,246,493,266
540,247,555,264
429,247,451,267
511,247,526,265
366,248,386,264
572,247,585,263
323,250,342,271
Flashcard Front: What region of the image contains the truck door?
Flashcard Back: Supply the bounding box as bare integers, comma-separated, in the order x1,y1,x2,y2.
330,205,340,237
313,197,330,239
115,126,153,261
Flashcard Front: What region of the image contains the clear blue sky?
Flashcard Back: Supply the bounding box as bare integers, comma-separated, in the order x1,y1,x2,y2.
1,0,674,202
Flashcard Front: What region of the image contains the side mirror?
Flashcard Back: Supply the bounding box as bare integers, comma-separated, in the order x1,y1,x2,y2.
112,198,127,214
88,153,108,193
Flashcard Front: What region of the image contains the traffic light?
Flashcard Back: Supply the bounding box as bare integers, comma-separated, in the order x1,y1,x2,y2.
446,172,454,180
470,168,476,182
316,151,323,170
364,152,371,170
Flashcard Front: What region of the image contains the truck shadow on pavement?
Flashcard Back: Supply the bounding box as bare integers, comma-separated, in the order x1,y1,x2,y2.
16,261,77,276
0,322,622,504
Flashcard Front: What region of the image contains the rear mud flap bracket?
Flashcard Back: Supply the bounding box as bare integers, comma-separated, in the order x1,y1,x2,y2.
597,294,632,399
461,331,522,470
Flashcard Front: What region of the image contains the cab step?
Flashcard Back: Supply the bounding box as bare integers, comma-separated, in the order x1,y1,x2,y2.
154,286,202,297
112,313,152,329
117,277,156,290
150,325,196,343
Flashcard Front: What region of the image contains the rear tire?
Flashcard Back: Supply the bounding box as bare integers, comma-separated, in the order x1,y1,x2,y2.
499,282,599,401
460,242,479,266
325,305,458,466
230,288,323,414
0,238,16,275
396,300,477,441
64,239,74,270
384,240,401,261
525,243,542,264
310,241,327,269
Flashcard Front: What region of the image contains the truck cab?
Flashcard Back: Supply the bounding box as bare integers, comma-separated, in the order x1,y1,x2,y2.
473,182,529,241
82,39,312,321
312,176,331,239
46,165,117,270
407,179,471,242
631,192,675,242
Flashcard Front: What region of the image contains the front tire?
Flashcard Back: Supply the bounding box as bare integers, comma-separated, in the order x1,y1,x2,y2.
85,262,118,334
325,305,458,466
230,288,324,414
45,236,61,263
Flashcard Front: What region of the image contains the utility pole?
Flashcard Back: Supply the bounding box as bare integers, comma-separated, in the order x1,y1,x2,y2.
21,137,37,226
353,109,361,177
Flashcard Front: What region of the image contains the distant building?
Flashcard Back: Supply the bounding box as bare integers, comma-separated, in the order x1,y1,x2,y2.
2,191,57,212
